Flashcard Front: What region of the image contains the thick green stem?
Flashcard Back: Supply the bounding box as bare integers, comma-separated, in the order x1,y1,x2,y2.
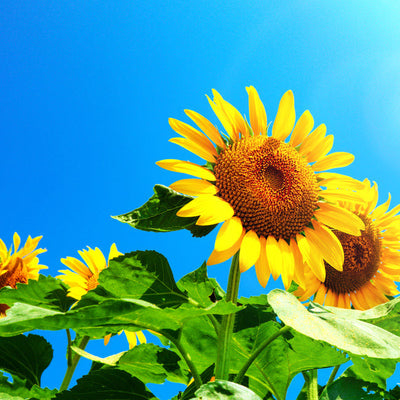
234,325,290,384
304,369,319,400
60,335,90,391
162,331,202,388
215,252,241,380
326,365,339,387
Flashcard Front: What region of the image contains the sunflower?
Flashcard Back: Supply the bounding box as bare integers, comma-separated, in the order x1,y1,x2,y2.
0,233,47,316
156,87,365,288
58,244,146,349
295,179,400,310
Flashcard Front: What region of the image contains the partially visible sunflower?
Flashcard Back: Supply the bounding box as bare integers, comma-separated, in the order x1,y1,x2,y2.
58,244,146,349
157,87,364,288
0,233,47,316
295,180,400,309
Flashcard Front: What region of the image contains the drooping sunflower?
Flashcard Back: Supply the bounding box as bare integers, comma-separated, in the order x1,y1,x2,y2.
157,87,365,288
295,179,400,310
58,244,146,349
0,233,47,316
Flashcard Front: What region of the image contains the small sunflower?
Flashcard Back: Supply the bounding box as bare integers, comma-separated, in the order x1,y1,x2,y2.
0,233,47,316
58,244,146,349
295,180,400,310
157,87,364,288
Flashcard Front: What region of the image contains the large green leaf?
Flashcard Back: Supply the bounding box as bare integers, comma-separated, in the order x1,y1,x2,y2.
0,375,57,400
177,263,225,307
98,251,188,308
343,356,397,391
54,367,159,400
0,275,74,312
113,184,216,237
319,377,389,400
268,289,400,359
117,343,188,384
230,302,346,400
0,334,53,387
192,380,263,400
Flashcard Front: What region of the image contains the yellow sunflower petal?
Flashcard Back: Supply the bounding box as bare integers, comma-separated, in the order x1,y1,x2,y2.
324,289,338,307
169,118,218,157
215,217,244,252
312,152,354,172
289,110,314,147
314,284,327,304
104,334,111,346
60,257,91,278
108,243,123,264
207,232,244,266
350,291,366,310
169,137,217,163
272,90,295,141
156,159,216,181
371,193,391,220
184,109,226,149
278,239,295,290
265,236,282,280
136,330,147,344
170,179,217,196
314,202,364,236
246,86,267,135
290,239,305,288
13,233,21,253
68,286,87,301
124,331,138,349
239,230,261,273
297,278,321,302
296,234,326,282
317,173,366,191
299,124,326,158
307,135,334,163
255,236,270,288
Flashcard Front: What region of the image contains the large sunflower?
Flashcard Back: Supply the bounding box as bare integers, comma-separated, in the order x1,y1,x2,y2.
0,233,47,316
157,87,365,288
295,180,400,310
58,244,146,349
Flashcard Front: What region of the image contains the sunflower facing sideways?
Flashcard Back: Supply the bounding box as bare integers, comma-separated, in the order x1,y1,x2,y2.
57,244,146,349
157,87,365,289
295,179,400,310
0,233,47,316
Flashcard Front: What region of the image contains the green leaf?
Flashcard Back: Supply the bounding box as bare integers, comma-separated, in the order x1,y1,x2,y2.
54,367,159,400
117,343,188,384
268,289,400,359
0,275,74,312
0,375,57,400
177,263,224,307
320,377,387,400
113,185,217,236
70,346,124,366
193,380,263,400
230,302,346,400
96,250,188,308
0,334,53,387
343,356,397,390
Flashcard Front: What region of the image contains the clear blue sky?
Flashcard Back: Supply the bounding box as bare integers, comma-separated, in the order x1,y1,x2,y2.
1,1,400,398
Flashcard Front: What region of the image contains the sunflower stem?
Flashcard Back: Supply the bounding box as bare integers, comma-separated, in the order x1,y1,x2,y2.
234,325,290,384
215,252,241,381
326,365,340,387
60,335,90,391
304,369,319,400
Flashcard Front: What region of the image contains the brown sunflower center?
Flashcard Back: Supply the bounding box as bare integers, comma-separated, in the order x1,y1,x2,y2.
324,215,381,293
87,273,99,291
0,257,28,317
213,136,319,240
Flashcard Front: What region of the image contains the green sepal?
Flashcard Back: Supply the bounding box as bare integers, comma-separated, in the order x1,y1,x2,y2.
113,184,216,237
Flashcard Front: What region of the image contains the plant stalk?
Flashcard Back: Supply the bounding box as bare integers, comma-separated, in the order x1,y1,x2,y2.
60,335,90,391
215,252,241,380
234,325,291,384
305,369,319,400
326,365,339,387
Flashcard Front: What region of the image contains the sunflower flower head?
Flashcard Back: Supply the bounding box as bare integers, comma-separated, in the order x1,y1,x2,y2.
157,87,365,289
0,233,47,316
58,244,147,348
295,179,400,309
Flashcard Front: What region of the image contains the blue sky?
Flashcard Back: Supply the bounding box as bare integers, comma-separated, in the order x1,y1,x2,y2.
1,1,400,398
